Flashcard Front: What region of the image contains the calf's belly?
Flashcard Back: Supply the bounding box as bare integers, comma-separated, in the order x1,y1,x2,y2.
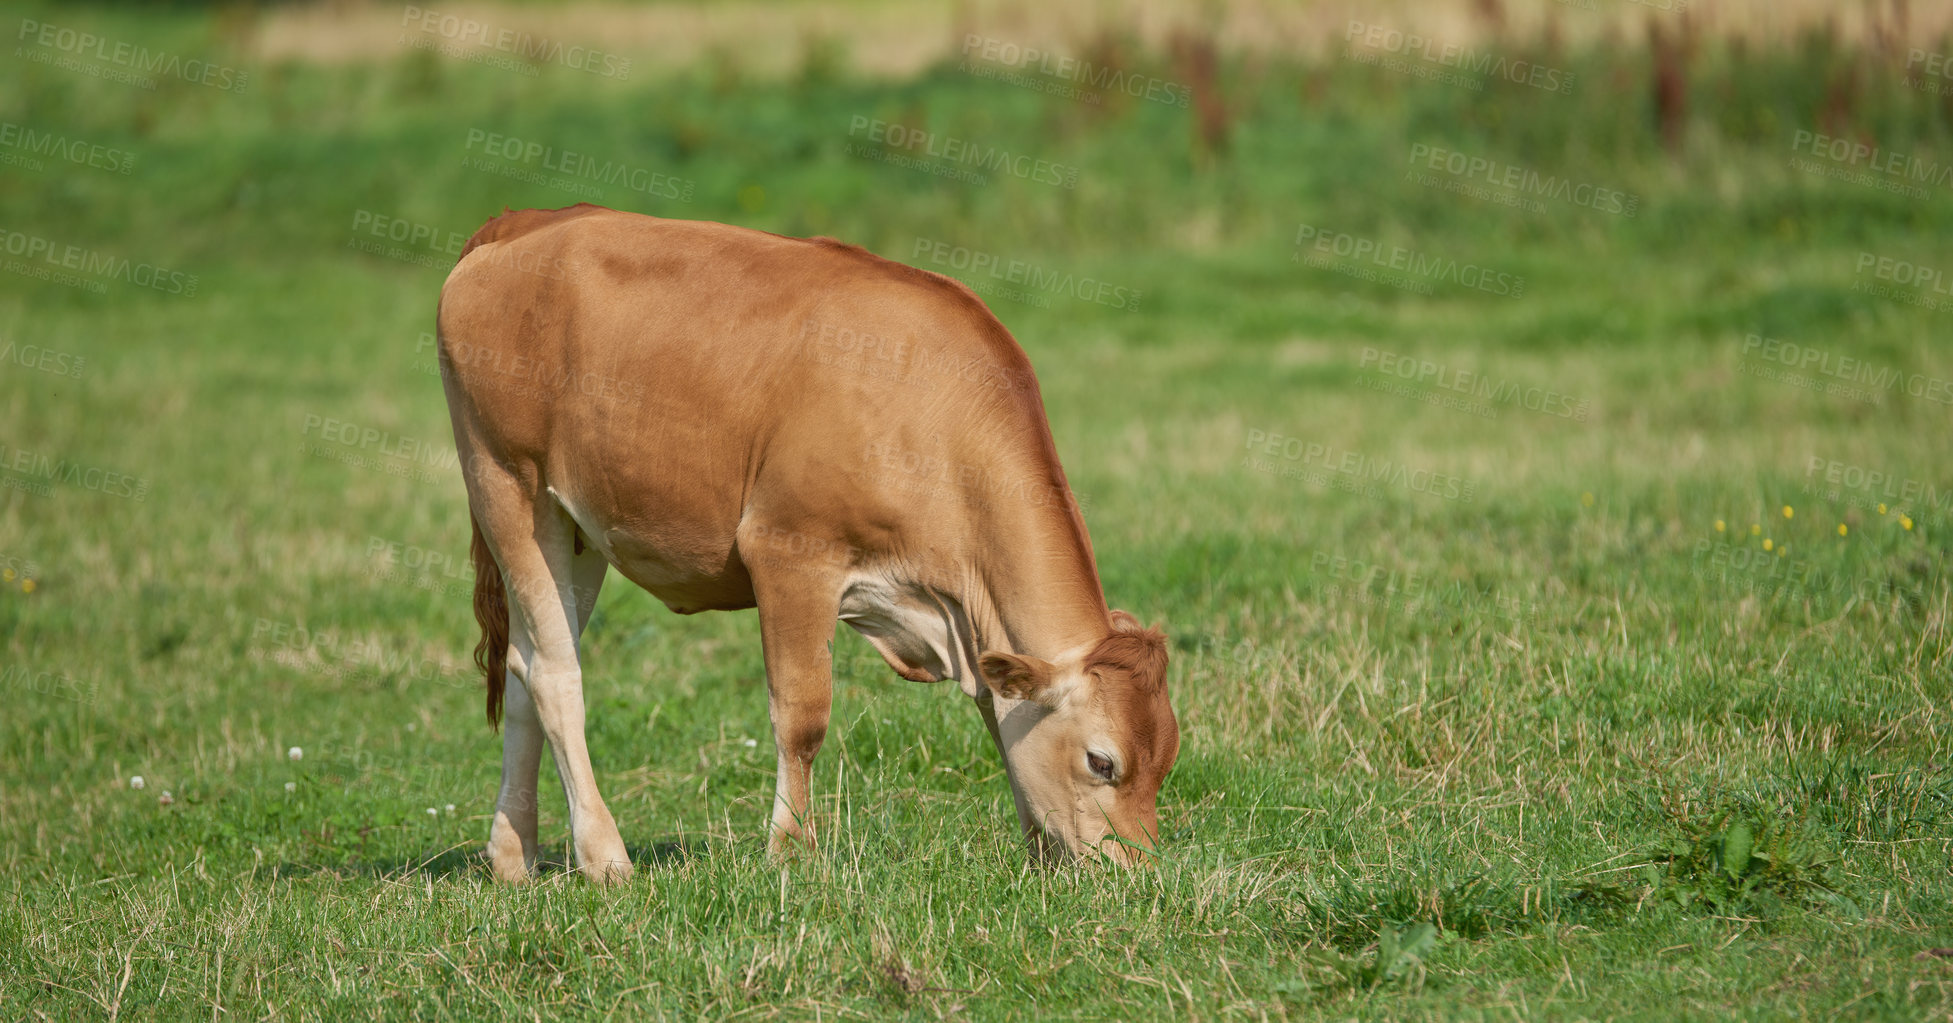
545,471,757,615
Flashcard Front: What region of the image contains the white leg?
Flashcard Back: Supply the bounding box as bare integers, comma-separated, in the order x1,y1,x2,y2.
487,667,545,880
485,503,628,884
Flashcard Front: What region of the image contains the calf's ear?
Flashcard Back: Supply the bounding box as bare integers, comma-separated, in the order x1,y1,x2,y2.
978,651,1057,703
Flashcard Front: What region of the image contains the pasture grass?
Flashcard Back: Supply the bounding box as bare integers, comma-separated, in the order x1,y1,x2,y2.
2,3,1951,1019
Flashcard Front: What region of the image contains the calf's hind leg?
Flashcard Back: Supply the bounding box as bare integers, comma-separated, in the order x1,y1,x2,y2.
479,484,628,883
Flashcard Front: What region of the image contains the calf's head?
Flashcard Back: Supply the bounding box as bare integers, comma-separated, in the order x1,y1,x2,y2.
977,611,1178,865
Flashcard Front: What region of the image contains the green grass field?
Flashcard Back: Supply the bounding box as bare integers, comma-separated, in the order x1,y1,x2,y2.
3,2,1951,1018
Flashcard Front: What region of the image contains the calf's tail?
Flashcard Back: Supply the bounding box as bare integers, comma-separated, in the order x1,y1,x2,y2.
470,514,509,729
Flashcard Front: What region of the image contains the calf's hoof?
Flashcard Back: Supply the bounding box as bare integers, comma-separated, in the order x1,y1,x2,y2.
767,823,818,863
576,831,634,885
487,821,536,883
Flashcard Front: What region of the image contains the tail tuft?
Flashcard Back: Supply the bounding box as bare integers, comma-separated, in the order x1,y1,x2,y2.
470,515,509,729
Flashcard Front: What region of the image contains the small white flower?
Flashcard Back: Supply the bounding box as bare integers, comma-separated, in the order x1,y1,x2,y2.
741,738,758,748
130,775,145,790
285,782,297,793
287,747,303,761
426,807,438,817
158,791,174,806
406,723,417,732
444,804,455,814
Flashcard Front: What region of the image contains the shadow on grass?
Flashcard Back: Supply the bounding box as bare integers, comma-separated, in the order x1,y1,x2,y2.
274,836,715,881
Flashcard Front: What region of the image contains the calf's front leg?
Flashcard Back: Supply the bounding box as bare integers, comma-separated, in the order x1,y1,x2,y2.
752,578,839,859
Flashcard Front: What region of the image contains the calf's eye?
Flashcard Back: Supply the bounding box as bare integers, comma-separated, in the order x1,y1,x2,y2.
1086,751,1116,781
